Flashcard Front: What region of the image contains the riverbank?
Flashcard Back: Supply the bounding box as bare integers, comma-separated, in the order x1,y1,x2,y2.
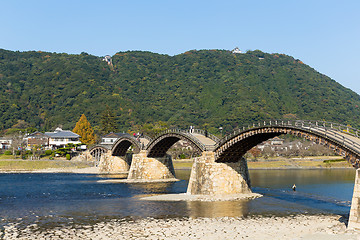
140,192,262,201
173,156,352,170
2,215,359,239
0,156,352,174
0,159,97,173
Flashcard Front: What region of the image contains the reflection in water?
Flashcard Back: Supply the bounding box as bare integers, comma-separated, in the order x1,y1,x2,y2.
250,169,356,188
128,182,176,194
96,173,128,179
175,169,192,181
186,200,250,218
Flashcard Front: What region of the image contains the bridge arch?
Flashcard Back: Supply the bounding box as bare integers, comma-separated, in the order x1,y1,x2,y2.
145,130,207,158
89,145,110,166
215,120,360,168
111,134,142,156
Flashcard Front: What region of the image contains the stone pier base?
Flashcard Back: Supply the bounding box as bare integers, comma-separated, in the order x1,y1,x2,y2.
127,150,176,180
348,168,360,229
98,152,131,173
187,151,251,195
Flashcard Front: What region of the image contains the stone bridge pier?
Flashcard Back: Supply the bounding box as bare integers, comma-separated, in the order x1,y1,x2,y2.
349,168,360,229
187,151,251,195
98,152,132,173
127,150,176,181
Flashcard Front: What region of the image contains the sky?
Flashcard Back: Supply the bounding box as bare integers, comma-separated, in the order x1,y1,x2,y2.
1,0,359,94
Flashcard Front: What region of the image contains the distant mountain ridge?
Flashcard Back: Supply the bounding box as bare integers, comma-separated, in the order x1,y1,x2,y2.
0,48,359,134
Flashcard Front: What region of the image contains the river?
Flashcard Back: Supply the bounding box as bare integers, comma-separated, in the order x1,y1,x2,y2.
0,168,356,231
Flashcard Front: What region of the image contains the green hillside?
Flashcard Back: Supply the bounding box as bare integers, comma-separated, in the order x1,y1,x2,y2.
0,48,359,135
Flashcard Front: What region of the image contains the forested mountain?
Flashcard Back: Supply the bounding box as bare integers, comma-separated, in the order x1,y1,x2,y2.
0,48,359,135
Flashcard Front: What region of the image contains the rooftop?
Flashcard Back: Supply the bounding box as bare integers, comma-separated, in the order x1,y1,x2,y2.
45,128,80,138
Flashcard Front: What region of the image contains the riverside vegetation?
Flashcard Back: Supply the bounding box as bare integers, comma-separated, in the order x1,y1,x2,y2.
1,49,360,137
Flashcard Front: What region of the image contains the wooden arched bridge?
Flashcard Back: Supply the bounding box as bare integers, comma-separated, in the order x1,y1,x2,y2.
88,119,360,229
90,120,360,168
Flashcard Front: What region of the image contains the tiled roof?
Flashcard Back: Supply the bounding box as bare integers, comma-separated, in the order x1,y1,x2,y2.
45,130,80,138
0,137,12,141
27,131,48,138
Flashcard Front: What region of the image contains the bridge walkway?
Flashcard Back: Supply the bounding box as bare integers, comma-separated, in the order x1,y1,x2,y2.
139,137,150,147
301,126,360,153
190,133,216,146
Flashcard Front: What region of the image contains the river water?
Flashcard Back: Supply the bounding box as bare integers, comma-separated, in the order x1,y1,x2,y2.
0,169,356,230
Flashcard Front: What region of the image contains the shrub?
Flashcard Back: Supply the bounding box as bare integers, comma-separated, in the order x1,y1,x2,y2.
323,159,345,163
4,150,12,155
45,150,53,156
66,154,71,160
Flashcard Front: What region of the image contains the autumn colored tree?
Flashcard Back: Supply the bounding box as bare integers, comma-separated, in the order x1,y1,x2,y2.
248,147,261,160
73,114,96,145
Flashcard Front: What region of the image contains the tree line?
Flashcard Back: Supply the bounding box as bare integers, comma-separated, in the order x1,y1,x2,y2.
1,48,360,138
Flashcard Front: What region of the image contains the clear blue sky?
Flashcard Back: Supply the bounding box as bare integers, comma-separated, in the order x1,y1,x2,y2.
1,0,359,94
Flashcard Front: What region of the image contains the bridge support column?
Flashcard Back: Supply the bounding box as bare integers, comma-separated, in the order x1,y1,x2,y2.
187,151,251,195
127,150,176,180
348,168,360,229
98,152,131,173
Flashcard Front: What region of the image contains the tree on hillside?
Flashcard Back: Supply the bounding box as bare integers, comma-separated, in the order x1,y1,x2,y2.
100,105,118,134
73,114,96,145
140,121,169,137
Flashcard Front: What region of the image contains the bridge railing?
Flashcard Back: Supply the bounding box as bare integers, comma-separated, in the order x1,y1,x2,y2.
216,120,360,154
151,128,217,151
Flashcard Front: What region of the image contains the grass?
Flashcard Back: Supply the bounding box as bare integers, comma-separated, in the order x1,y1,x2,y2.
173,161,193,169
247,158,352,169
0,160,91,171
0,154,18,160
0,155,353,171
247,160,293,169
323,159,346,163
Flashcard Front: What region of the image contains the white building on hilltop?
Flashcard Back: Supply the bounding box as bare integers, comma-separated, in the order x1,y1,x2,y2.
102,55,112,65
232,47,242,54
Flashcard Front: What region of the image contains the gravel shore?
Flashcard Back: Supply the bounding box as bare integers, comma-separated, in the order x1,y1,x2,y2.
0,166,100,174
140,192,262,201
2,215,359,239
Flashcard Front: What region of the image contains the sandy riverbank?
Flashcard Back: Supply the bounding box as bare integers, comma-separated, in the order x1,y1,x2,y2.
2,215,359,239
140,192,262,201
98,178,179,183
0,166,100,174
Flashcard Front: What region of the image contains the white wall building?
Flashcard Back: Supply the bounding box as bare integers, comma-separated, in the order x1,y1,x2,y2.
100,132,129,145
45,128,81,149
0,137,12,150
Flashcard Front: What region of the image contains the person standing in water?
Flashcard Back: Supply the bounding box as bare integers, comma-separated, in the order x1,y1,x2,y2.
292,184,296,191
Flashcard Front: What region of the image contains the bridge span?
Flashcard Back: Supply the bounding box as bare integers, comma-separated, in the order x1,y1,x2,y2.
96,120,360,167
87,120,360,229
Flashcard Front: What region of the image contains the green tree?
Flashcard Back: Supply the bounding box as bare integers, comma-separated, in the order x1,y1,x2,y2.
100,105,118,134
73,114,96,145
140,121,168,137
